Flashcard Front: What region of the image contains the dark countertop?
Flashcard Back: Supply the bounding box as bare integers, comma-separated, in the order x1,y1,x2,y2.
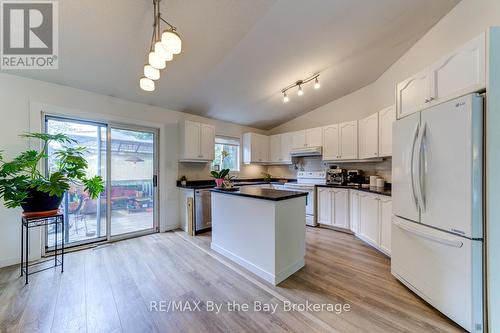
210,187,308,201
177,178,296,190
315,184,392,197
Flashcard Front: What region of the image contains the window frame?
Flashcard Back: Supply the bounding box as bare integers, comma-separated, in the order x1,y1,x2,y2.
212,135,241,173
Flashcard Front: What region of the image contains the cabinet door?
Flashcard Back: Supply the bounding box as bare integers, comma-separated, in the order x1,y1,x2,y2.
291,130,306,149
280,132,293,163
332,189,349,229
359,113,379,159
430,33,485,104
258,135,269,163
317,188,332,225
350,190,360,234
359,193,380,246
183,121,201,159
306,127,323,147
396,69,431,119
200,124,215,160
378,106,396,157
379,196,392,255
322,125,339,160
269,134,281,163
339,120,358,160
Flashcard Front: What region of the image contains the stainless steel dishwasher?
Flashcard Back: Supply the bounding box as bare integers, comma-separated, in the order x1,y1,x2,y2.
195,189,212,233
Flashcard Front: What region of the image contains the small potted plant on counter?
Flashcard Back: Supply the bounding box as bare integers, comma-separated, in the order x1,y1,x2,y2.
0,133,105,217
179,175,188,186
210,168,230,188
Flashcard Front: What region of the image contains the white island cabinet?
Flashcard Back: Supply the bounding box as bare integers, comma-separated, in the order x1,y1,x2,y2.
211,187,307,285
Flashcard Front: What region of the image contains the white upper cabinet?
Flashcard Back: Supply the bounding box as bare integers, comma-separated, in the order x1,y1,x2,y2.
322,121,357,161
339,121,358,160
269,133,292,164
179,120,215,162
429,33,485,104
306,127,323,147
378,106,396,157
242,133,269,164
291,127,323,149
359,113,379,159
280,132,293,163
291,130,307,149
269,134,281,163
322,124,340,160
396,33,485,119
396,68,431,119
200,124,215,160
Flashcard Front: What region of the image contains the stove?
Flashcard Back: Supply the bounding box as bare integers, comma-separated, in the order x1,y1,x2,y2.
283,171,326,226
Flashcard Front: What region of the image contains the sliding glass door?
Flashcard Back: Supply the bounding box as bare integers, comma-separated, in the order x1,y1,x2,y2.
109,127,156,237
45,116,158,249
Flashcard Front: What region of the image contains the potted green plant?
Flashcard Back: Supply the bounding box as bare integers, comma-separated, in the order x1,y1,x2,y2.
0,133,105,216
210,169,229,188
179,175,188,186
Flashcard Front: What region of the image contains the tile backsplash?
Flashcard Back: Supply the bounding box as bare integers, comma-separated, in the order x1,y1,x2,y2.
267,156,392,183
178,162,266,181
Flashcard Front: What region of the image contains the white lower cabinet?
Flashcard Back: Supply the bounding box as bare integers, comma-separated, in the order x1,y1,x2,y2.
379,196,392,255
317,187,349,230
357,191,392,256
349,190,360,234
359,192,380,246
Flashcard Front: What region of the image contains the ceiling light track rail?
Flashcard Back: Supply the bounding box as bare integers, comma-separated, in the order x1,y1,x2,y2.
281,73,321,103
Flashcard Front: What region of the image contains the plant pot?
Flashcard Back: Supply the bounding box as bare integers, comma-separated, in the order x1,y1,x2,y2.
20,189,63,215
180,180,187,186
215,178,224,188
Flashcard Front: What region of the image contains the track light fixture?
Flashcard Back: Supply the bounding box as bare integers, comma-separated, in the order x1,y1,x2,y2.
281,74,320,103
140,0,182,92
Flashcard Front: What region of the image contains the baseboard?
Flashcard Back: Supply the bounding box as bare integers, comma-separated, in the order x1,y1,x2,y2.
275,258,305,285
0,256,19,269
211,242,276,284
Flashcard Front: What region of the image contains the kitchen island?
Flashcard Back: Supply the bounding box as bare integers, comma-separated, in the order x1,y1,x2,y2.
210,187,308,285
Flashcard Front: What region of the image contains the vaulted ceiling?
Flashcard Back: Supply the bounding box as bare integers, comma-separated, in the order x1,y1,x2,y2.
3,0,459,129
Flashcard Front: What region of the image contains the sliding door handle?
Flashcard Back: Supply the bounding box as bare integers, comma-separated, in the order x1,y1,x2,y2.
153,175,158,187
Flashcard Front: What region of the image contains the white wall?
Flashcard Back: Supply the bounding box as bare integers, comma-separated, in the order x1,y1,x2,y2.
270,0,500,134
0,72,265,268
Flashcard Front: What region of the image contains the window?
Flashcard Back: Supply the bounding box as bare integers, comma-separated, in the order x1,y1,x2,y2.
212,136,240,172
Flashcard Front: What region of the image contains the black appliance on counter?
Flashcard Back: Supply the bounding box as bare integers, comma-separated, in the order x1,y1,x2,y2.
326,167,347,185
346,170,364,186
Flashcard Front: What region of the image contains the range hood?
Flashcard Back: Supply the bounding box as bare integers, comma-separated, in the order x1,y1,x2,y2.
290,146,322,157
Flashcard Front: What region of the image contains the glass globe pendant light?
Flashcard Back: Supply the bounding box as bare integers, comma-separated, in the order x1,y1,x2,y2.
154,41,173,61
139,0,181,92
140,77,155,92
144,64,160,80
161,29,182,55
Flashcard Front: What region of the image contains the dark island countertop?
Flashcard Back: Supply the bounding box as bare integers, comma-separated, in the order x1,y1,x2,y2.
177,178,296,190
210,187,308,201
315,184,391,197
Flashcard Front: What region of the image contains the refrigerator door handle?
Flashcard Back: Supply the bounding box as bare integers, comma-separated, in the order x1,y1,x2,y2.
414,121,426,212
410,122,420,211
394,220,463,248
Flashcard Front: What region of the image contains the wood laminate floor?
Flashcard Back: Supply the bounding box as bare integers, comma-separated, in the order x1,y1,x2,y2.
0,227,464,333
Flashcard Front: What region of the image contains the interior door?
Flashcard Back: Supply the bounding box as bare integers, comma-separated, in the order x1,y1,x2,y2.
392,112,420,222
419,94,483,238
109,127,158,237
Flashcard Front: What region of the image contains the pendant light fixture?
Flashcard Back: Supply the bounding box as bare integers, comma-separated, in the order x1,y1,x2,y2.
281,74,320,103
140,0,182,92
